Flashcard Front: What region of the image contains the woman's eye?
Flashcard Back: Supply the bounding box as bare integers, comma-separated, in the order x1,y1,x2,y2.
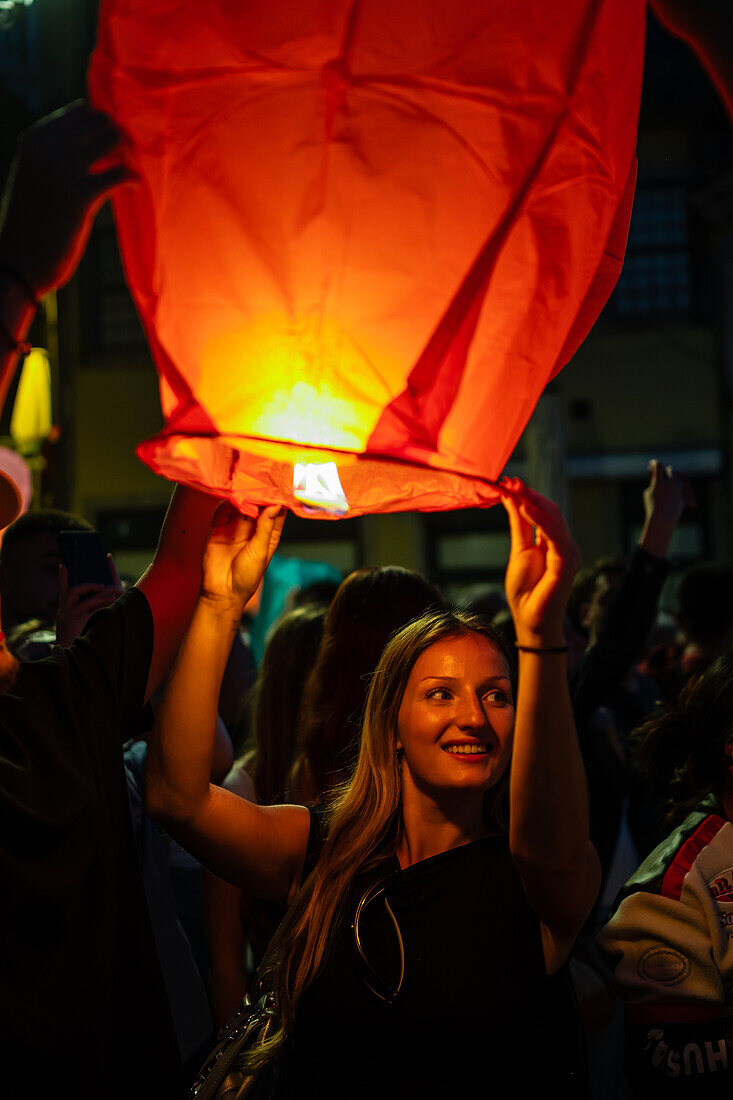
484,689,509,706
427,687,452,701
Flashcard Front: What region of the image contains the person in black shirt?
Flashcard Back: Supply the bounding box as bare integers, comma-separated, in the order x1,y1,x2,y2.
0,102,221,1097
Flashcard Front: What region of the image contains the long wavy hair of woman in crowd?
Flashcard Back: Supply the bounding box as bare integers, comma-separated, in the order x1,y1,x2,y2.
240,604,328,805
288,566,443,803
255,610,517,1064
631,650,733,830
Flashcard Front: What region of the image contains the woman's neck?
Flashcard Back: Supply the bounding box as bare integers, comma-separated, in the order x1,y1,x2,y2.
397,782,488,869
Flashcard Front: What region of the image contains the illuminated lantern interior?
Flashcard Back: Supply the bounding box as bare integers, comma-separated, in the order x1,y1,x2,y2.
10,348,52,452
89,0,645,518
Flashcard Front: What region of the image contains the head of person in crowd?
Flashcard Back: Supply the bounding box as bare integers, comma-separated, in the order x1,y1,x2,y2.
242,604,328,805
636,612,684,702
289,565,443,803
675,562,733,681
455,581,508,622
566,556,627,648
259,608,517,1047
631,650,733,830
0,508,94,633
286,578,341,612
491,606,517,650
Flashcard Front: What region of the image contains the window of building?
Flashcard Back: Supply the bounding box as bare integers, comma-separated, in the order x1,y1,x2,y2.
424,507,510,603
83,211,147,355
611,184,692,318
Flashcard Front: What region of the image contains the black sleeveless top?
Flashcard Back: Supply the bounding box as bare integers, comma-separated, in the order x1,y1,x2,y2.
275,821,589,1099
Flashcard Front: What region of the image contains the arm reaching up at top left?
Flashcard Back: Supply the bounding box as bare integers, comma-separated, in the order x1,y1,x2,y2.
0,101,134,410
145,505,312,909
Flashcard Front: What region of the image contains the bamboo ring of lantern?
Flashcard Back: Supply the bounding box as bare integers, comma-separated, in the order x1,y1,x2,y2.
89,0,645,518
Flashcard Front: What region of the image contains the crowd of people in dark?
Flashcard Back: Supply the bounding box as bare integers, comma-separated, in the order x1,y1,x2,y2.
1,3,733,1098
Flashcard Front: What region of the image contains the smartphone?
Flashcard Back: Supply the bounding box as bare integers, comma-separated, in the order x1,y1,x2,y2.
57,530,114,588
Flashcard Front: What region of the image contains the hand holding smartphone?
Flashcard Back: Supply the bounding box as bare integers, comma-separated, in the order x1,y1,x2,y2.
55,531,123,646
57,530,114,588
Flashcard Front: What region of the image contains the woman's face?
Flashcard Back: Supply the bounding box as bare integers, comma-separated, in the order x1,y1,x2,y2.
396,632,515,798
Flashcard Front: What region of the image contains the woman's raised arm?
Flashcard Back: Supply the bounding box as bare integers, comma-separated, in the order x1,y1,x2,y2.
500,479,600,971
145,504,310,906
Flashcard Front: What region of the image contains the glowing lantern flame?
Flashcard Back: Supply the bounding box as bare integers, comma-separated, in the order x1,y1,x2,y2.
89,0,645,518
293,462,349,515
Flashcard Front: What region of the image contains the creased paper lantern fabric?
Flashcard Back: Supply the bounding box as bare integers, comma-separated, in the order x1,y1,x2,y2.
88,0,645,518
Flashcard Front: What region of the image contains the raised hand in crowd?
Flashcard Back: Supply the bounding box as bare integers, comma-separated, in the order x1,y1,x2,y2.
0,100,134,408
501,477,582,647
639,458,696,560
146,504,290,865
0,100,133,299
499,478,599,971
202,504,286,609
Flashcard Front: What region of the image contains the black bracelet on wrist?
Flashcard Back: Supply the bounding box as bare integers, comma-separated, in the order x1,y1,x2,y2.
0,261,39,310
514,643,569,654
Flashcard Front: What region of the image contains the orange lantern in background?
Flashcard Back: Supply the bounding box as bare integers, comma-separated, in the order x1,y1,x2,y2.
88,0,645,518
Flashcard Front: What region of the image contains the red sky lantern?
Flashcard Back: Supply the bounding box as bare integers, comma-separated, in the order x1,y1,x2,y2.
89,0,645,518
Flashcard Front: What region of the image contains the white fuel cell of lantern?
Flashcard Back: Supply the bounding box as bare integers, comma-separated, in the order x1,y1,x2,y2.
292,461,349,516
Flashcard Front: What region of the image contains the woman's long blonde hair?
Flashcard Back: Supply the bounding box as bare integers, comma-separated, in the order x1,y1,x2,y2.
247,608,516,1069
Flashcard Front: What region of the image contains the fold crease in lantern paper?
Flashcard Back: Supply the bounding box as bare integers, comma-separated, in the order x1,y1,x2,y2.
89,0,645,518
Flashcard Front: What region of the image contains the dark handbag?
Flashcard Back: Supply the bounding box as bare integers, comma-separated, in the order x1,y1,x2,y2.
189,990,280,1100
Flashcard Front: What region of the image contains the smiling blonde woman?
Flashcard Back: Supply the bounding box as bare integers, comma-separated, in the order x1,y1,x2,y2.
146,483,600,1098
